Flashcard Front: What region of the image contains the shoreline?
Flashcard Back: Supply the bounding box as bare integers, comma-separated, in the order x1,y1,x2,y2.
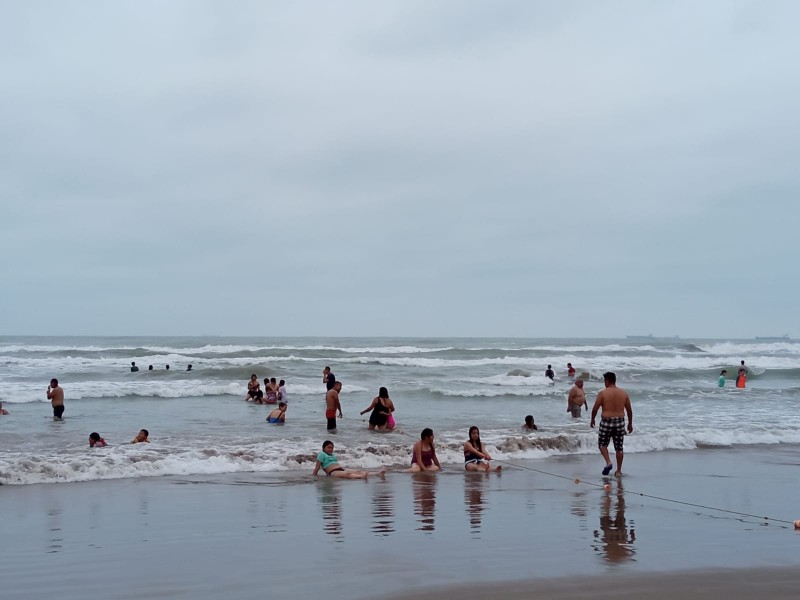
2,446,799,599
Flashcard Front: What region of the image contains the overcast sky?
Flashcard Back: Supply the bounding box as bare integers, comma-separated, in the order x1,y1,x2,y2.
1,1,798,338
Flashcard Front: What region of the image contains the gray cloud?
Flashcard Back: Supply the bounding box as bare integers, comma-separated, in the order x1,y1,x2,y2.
2,0,799,337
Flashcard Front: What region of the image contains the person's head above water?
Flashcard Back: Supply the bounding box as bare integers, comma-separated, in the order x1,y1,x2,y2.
721,369,727,376
603,371,617,385
524,415,534,426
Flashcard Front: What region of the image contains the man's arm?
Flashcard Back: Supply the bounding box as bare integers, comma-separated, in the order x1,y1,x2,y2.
336,395,342,417
625,395,633,433
567,389,574,412
590,392,603,428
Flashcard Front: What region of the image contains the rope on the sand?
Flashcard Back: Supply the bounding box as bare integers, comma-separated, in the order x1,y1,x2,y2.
335,420,798,527
493,459,796,526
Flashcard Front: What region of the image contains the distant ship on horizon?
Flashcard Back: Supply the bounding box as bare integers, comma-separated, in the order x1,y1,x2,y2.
754,334,790,341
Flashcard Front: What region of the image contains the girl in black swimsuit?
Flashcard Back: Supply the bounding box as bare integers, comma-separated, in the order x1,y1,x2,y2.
464,426,501,472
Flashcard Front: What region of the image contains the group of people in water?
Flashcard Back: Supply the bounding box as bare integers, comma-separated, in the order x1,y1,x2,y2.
312,368,634,478
719,360,749,388
87,428,150,447
130,362,191,372
312,425,503,479
20,357,751,479
245,374,288,404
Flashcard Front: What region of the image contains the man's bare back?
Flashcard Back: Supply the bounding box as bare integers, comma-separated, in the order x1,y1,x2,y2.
593,386,630,419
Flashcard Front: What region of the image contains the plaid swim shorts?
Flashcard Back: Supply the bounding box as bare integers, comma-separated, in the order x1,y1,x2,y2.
598,416,625,450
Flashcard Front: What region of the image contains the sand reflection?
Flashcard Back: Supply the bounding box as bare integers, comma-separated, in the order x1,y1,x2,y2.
412,473,437,532
464,474,487,536
46,507,63,554
316,480,343,540
370,480,395,536
592,479,636,562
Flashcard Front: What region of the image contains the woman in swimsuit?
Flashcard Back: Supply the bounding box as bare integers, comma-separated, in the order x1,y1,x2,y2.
266,402,287,423
312,441,384,479
265,377,278,404
246,374,263,402
359,386,395,431
464,426,501,472
408,428,441,473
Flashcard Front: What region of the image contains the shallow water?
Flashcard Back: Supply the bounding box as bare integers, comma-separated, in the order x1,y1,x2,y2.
1,336,799,484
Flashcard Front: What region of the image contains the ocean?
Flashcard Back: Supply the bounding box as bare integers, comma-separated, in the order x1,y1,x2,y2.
2,336,799,485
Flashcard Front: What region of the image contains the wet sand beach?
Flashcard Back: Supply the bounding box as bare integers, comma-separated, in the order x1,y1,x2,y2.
2,446,799,600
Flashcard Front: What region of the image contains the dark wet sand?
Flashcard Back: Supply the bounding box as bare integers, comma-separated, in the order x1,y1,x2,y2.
1,446,799,600
382,567,800,600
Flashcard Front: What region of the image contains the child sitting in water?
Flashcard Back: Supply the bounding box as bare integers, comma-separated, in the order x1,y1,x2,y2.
524,415,538,430
89,432,107,447
132,429,150,444
312,440,384,479
267,402,287,423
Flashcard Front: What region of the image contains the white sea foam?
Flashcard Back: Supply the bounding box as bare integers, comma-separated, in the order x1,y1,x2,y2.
4,423,799,485
697,341,800,355
0,380,368,404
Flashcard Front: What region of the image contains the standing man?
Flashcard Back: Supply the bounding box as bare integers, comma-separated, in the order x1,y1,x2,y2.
567,379,587,418
325,381,343,431
590,372,632,476
545,365,555,381
47,378,65,420
323,366,336,390
130,362,139,372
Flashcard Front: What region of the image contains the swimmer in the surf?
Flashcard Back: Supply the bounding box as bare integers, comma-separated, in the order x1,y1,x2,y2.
245,374,263,402
408,428,441,473
132,429,150,444
0,401,9,415
267,402,287,423
322,366,336,390
359,386,395,431
265,377,278,403
523,415,538,430
718,369,727,387
545,365,555,381
89,432,107,447
277,380,288,403
567,362,576,379
312,440,384,479
567,379,588,417
463,426,501,472
325,381,343,431
47,378,65,420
